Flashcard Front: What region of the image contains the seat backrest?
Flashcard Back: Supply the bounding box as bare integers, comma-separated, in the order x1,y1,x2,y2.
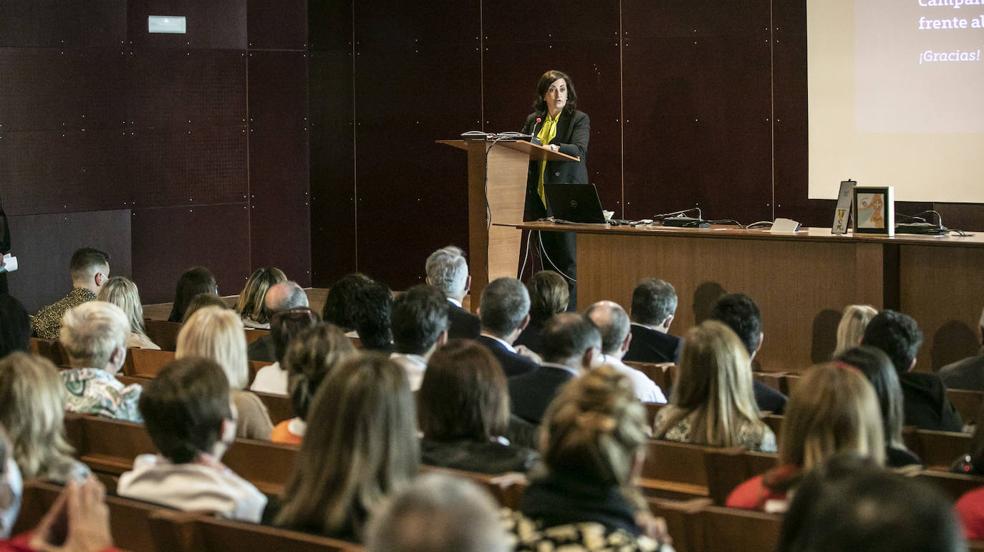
703,447,778,505
694,505,782,552
125,348,177,378
143,319,183,351
29,337,68,366
913,469,984,502
947,388,984,425
624,361,675,390
420,465,528,510
904,428,971,470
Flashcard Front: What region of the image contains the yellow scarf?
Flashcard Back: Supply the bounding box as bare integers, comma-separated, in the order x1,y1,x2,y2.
536,113,560,207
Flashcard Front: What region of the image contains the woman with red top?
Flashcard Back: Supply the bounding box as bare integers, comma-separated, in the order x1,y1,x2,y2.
726,363,885,512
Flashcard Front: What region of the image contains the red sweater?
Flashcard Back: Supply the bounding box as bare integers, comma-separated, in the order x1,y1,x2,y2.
725,464,800,512
956,486,984,540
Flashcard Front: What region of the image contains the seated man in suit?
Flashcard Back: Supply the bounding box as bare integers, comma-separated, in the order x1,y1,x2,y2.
938,307,984,391
476,278,539,377
585,300,667,404
710,293,789,415
426,246,480,339
508,313,602,425
390,285,449,391
623,278,683,364
863,310,963,431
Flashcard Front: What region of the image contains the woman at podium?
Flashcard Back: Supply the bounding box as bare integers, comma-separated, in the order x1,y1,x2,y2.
521,70,589,309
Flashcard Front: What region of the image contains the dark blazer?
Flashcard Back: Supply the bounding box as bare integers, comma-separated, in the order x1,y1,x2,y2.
900,371,963,431
508,364,577,425
623,324,683,364
420,438,539,474
938,351,984,391
247,334,276,363
514,318,548,356
753,382,787,415
477,335,538,378
447,302,481,340
521,110,590,221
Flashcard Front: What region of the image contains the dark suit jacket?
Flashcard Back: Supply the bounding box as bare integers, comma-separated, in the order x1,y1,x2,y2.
753,382,787,415
900,371,963,431
521,110,590,220
514,319,548,356
508,364,577,425
447,302,480,340
247,334,276,363
938,351,984,391
476,335,538,378
623,324,683,364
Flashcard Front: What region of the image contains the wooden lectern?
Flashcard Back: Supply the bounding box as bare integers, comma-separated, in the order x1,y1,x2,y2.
438,138,578,312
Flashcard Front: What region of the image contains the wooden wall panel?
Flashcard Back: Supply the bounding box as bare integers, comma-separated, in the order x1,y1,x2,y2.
248,0,307,50
126,0,247,50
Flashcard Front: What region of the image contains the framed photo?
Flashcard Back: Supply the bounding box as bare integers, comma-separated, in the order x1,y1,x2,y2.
852,186,895,236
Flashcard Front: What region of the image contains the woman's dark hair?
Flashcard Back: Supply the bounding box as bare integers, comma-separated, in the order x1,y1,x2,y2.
139,357,232,464
271,308,320,364
168,267,218,323
321,273,373,330
0,294,30,358
527,271,569,323
835,346,907,451
418,340,510,441
181,293,229,324
779,453,962,552
285,324,355,421
532,69,577,115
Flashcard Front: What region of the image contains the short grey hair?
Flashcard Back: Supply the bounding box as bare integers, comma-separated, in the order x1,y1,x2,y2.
366,473,509,552
631,278,678,326
479,278,530,337
586,301,631,355
426,246,469,298
60,301,130,368
267,281,309,312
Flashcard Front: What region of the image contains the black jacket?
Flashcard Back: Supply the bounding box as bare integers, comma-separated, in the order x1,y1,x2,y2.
477,335,538,378
421,438,539,474
900,371,963,431
521,110,590,220
447,302,481,340
508,364,577,425
623,324,683,364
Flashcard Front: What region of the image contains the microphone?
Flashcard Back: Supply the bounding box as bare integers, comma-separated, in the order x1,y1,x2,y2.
530,116,543,145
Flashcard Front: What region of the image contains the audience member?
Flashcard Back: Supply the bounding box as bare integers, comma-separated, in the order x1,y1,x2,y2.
273,354,419,542
833,304,878,356
506,366,673,551
96,276,159,350
418,340,538,473
31,248,110,340
586,300,667,404
727,363,885,512
0,295,30,359
476,278,539,377
390,285,449,390
167,266,218,323
366,473,509,552
181,293,229,323
515,271,569,355
653,320,776,452
836,346,922,468
780,454,963,552
425,246,480,339
247,281,310,363
177,307,273,440
623,278,682,364
0,353,90,483
508,313,601,425
118,357,266,522
272,324,355,445
235,267,287,329
939,306,984,391
0,440,116,552
710,293,788,414
321,273,372,333
351,278,394,352
250,304,319,394
863,309,962,431
59,301,141,422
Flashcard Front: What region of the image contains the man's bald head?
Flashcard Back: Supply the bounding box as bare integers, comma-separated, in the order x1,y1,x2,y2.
585,300,631,356
264,281,308,313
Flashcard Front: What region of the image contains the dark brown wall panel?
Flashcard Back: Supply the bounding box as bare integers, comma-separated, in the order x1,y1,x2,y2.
248,0,307,50
127,0,247,50
482,0,622,213
0,0,126,48
351,0,479,288
248,51,311,285
132,205,251,303
7,210,132,312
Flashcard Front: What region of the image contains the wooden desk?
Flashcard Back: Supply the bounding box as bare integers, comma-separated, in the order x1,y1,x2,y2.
511,222,984,372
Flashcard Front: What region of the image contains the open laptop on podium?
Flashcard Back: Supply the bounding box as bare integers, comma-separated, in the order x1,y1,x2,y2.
544,184,608,225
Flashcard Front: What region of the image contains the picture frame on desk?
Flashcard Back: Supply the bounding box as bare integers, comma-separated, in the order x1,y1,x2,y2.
853,186,895,236
832,180,856,235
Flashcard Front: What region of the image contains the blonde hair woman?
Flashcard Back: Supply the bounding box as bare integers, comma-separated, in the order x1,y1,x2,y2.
235,267,287,329
274,353,419,542
97,276,160,350
653,320,776,452
0,353,90,483
176,306,273,440
727,363,885,512
834,304,878,356
506,366,672,550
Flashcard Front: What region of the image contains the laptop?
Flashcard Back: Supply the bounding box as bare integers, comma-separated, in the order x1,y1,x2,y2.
544,184,608,224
